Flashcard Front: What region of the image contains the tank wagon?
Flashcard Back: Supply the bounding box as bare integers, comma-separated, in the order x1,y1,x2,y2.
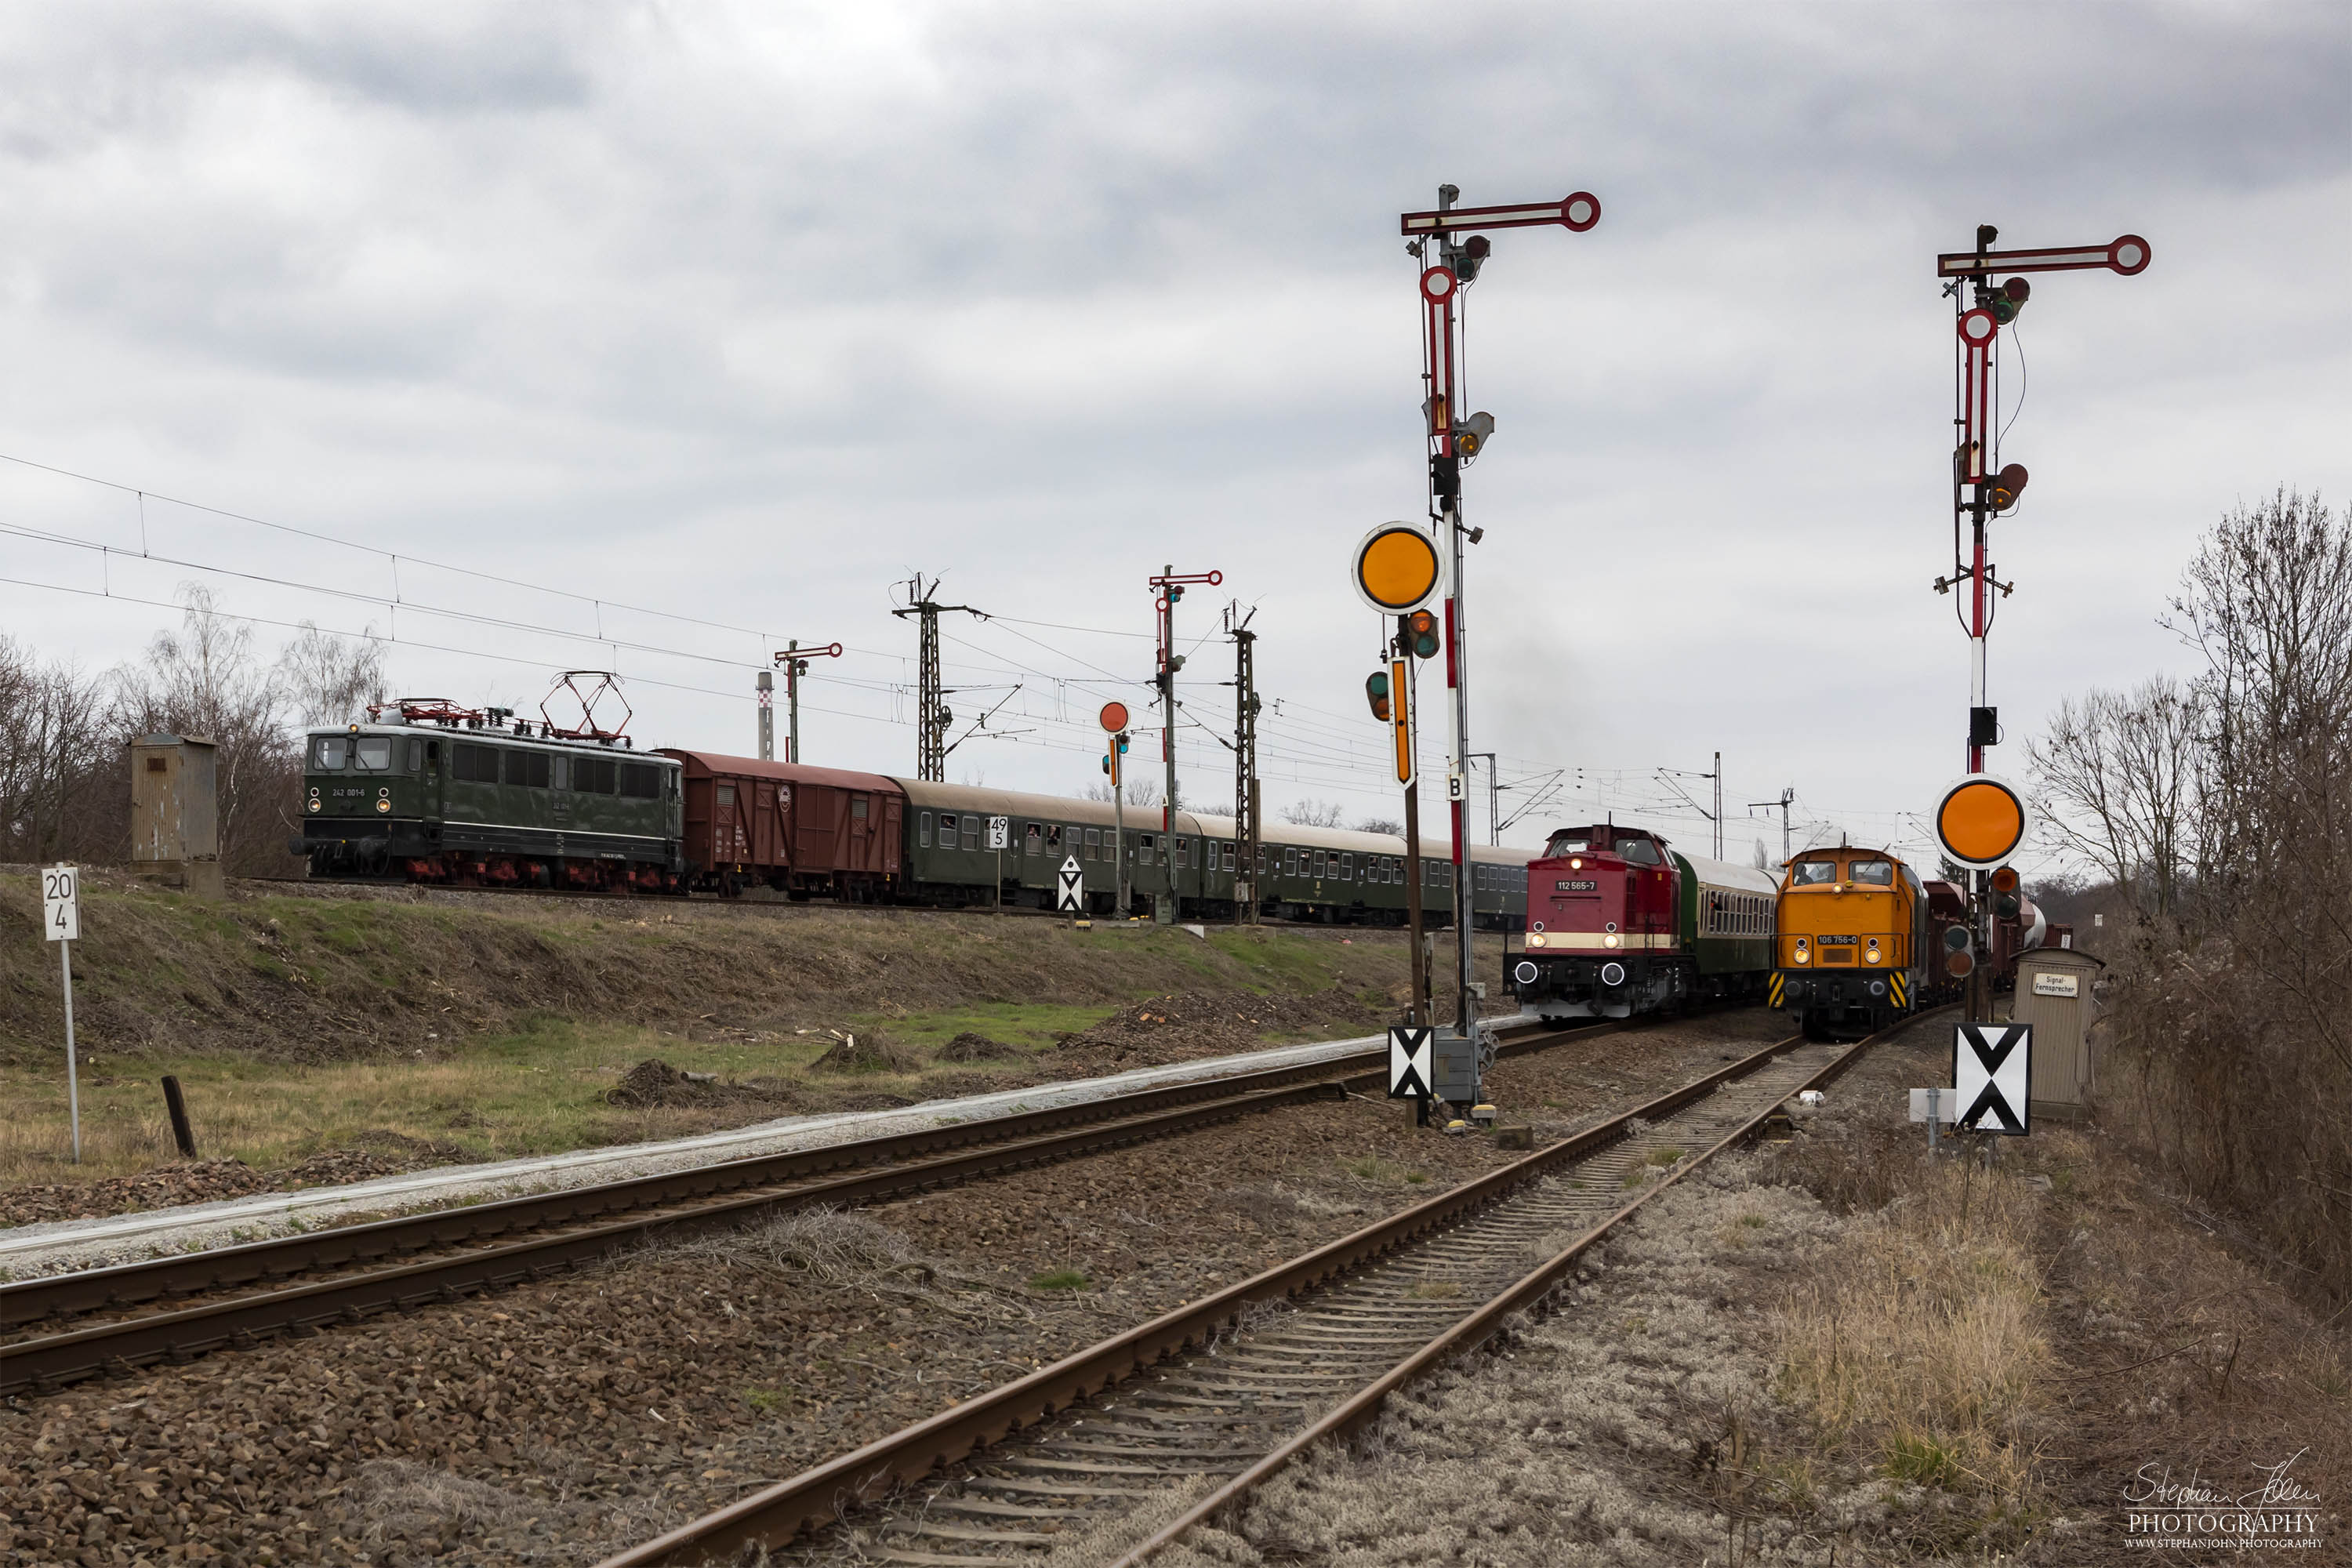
1505,823,1778,1020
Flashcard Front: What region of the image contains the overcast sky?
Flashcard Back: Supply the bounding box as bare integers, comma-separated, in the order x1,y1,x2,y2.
2,2,2345,871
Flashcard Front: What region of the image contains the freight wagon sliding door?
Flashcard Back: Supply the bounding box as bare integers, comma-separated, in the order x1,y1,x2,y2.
714,782,748,865
751,779,787,869
844,792,878,875
799,785,841,875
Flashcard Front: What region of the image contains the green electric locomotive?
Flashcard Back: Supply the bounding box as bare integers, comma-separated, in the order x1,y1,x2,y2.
295,702,683,891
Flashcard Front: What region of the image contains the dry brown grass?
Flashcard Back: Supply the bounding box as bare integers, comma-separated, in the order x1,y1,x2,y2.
1777,1149,2048,1506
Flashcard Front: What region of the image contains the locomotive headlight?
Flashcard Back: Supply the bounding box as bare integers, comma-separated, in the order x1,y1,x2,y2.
1794,937,1810,964
1602,933,1621,949
376,799,391,813
307,799,321,813
1865,939,1882,964
1526,932,1546,949
1569,857,1582,870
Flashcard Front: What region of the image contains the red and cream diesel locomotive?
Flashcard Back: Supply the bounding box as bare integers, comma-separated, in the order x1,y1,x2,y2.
1506,823,1779,1019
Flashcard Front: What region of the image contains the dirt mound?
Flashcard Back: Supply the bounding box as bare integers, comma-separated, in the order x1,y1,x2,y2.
809,1031,919,1073
606,1058,800,1110
608,1058,692,1107
935,1031,1018,1062
1051,989,1391,1073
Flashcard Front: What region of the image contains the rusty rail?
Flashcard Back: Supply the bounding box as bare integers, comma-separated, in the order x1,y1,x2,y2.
594,1013,1870,1566
0,1015,1605,1395
1106,1007,1939,1566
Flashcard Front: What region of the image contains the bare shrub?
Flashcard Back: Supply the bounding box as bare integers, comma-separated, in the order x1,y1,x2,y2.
2033,488,2352,1308
354,1457,546,1544
663,1207,930,1289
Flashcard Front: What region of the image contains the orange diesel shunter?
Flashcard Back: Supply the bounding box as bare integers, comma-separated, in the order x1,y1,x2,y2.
1768,845,1932,1039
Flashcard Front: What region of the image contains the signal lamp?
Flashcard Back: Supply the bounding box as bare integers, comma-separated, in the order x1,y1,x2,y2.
1989,275,2031,324
1365,670,1392,722
1947,949,1976,978
1943,924,1971,953
1464,235,1491,260
1399,608,1442,659
1990,866,2020,892
1454,411,1496,457
1991,463,2030,510
1994,887,2023,919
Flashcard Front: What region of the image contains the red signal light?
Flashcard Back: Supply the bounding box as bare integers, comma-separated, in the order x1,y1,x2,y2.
1990,866,2020,893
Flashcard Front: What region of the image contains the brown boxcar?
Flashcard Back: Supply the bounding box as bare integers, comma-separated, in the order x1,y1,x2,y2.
655,751,904,898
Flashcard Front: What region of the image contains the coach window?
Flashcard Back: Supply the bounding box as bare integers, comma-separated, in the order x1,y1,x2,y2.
1084,828,1100,860
1025,822,1041,855
1850,861,1893,886
919,811,933,849
851,795,869,819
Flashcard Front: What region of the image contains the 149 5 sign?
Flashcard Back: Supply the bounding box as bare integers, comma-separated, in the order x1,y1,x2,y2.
1555,879,1596,892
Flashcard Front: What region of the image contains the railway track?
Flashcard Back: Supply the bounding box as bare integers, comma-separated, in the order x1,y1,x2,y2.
0,1014,1610,1396
596,1008,1937,1568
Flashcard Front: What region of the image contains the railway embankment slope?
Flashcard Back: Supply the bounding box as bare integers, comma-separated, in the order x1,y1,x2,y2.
0,866,1424,1204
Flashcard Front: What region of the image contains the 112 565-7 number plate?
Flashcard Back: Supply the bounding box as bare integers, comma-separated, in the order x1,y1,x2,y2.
1555,880,1597,892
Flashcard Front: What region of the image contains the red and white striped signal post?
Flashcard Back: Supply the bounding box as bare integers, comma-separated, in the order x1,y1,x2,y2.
1933,227,2148,1018
1399,185,1599,1102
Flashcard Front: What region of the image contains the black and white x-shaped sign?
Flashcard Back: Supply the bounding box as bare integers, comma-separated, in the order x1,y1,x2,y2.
1952,1022,2032,1135
1388,1025,1433,1099
1055,855,1085,913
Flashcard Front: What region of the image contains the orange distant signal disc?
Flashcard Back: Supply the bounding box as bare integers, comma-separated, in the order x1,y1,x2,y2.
1098,701,1129,732
1934,774,2031,869
1352,524,1443,614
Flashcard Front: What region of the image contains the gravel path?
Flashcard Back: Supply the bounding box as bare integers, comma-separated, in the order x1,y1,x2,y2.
0,1022,1473,1284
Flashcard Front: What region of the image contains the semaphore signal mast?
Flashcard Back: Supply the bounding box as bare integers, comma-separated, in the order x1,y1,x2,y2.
1929,224,2149,1020
1399,183,1599,1111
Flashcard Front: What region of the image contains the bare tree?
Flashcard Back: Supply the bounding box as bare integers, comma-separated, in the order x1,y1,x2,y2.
2092,488,2352,1307
2027,675,2205,918
278,621,387,728
0,637,116,862
1355,816,1403,837
1281,800,1345,828
1081,779,1161,808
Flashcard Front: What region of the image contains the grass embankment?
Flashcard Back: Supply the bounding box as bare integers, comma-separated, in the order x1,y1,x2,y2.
0,869,1419,1189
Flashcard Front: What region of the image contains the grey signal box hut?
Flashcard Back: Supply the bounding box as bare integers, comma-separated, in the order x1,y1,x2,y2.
129,734,224,900
2013,947,2103,1122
